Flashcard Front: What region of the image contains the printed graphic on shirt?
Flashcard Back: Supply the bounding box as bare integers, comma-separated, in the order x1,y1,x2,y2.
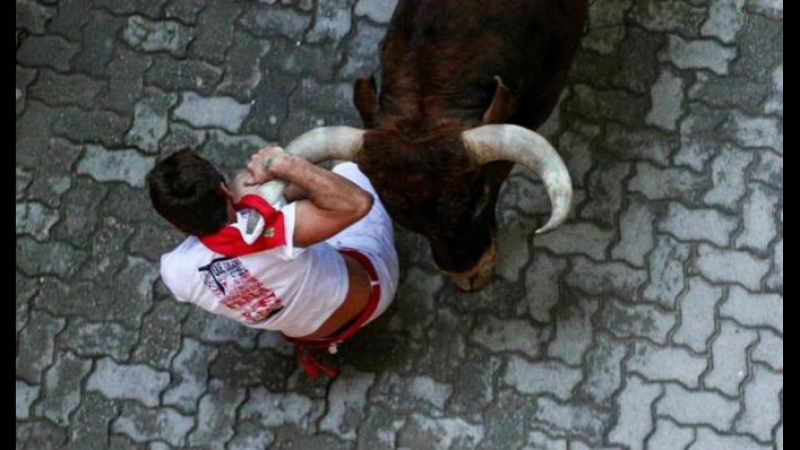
198,257,283,324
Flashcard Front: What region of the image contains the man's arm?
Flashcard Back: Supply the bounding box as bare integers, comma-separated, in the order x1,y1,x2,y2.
241,147,373,247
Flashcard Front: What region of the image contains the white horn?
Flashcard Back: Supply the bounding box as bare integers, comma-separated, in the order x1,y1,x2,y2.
462,124,573,234
256,126,365,204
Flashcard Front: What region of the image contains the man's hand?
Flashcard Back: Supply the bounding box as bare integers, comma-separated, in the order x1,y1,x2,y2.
242,146,288,186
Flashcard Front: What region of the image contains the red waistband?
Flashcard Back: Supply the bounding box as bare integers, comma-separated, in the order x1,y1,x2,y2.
281,248,381,378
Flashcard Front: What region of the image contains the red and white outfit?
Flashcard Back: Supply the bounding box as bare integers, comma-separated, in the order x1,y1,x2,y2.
159,163,399,374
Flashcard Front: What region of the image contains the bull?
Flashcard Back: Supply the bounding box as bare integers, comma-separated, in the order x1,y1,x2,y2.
260,0,589,291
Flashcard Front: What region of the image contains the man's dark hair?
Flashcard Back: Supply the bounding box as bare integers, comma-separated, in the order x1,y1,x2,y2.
146,149,229,236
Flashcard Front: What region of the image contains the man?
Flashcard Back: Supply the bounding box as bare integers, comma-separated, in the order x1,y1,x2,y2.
146,146,399,377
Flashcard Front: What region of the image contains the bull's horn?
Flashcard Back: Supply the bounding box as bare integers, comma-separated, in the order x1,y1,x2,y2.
284,126,366,163
462,124,573,234
256,126,365,204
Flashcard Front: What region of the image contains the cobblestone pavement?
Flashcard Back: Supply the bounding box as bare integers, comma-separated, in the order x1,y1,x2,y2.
16,0,783,449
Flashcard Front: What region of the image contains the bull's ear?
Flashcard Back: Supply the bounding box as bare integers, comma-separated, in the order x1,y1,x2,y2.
482,76,517,124
353,76,380,128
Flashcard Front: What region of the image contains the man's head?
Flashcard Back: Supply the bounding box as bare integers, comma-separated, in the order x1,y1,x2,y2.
146,149,233,236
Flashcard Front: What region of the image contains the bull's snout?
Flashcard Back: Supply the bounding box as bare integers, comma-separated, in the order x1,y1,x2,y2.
436,235,498,292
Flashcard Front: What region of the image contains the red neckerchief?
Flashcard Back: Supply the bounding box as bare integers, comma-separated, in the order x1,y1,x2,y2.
199,194,286,256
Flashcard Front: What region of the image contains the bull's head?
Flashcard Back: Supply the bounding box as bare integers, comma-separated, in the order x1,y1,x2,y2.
260,124,572,292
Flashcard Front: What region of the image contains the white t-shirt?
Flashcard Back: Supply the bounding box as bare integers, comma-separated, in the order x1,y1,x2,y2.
160,202,351,337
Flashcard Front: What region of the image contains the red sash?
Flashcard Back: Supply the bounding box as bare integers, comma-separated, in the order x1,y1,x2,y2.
199,194,286,256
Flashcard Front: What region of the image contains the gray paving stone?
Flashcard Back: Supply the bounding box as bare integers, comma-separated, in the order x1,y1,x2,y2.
447,349,501,423
646,419,695,450
613,27,663,94
122,15,193,57
766,238,782,292
608,376,662,450
307,0,352,43
55,310,104,358
752,330,782,371
17,125,79,198
534,222,613,261
659,35,737,75
16,309,66,384
217,32,272,102
548,298,598,365
581,0,631,54
731,15,783,82
641,235,692,309
86,357,171,407
690,72,770,116
751,150,782,189
646,68,685,131
71,11,126,78
725,111,783,153
748,0,782,18
559,122,599,187
238,3,312,41
597,299,676,344
629,162,708,202
629,0,705,35
340,20,386,78
34,351,93,425
73,217,137,281
183,308,259,349
569,84,649,127
145,56,223,97
188,379,246,447
575,332,628,408
702,0,746,43
470,316,550,358
672,277,723,353
531,398,610,443
694,244,771,291
735,182,780,252
16,35,80,71
676,103,730,172
16,0,57,33
163,338,218,413
16,380,40,420
164,0,208,24
189,2,237,65
397,413,485,450
227,421,275,450
611,198,656,268
16,201,59,241
319,367,376,440
495,221,531,283
776,423,783,450
705,320,757,396
240,386,325,430
476,389,535,449
688,427,771,450
627,341,707,388
503,357,582,400
271,428,350,450
28,71,105,109
764,63,783,115
16,271,36,336
112,403,195,447
125,89,177,154
565,257,647,300
525,431,567,450
720,285,782,333
65,392,119,450
703,146,755,210
48,178,107,245
47,0,91,40
659,203,738,247
735,364,782,441
132,299,191,370
569,442,623,450
174,92,251,134
373,372,454,414
355,405,403,450
94,0,168,18
355,0,397,23
53,107,131,148
16,420,68,450
655,383,739,431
